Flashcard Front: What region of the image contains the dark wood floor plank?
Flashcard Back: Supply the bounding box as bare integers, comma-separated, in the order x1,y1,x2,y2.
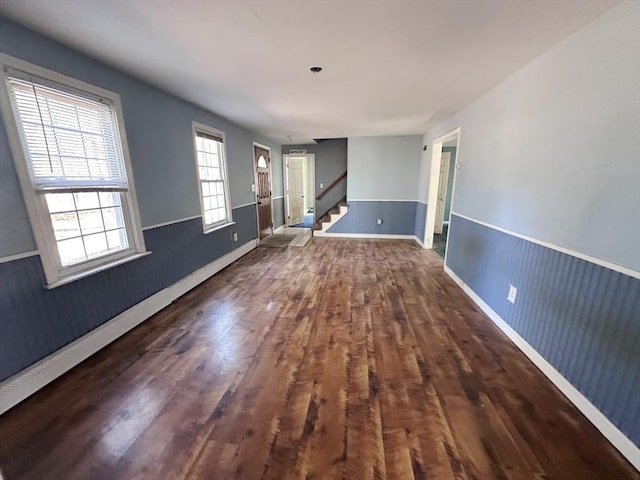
0,238,637,480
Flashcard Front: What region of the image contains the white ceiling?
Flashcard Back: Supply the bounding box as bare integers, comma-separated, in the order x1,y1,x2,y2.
0,0,619,144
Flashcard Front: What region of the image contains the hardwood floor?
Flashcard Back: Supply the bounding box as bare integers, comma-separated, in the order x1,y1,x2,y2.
0,239,636,479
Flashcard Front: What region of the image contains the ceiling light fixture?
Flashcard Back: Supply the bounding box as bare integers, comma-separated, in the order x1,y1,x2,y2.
310,66,322,73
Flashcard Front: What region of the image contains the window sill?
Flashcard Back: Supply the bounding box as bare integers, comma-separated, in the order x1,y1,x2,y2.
45,250,152,289
202,221,235,235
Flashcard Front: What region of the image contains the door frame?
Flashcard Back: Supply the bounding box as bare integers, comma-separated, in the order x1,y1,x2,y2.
423,127,461,255
283,153,315,226
252,142,274,242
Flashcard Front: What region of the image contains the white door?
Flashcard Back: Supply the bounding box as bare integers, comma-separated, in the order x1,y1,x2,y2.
286,156,305,225
434,151,451,235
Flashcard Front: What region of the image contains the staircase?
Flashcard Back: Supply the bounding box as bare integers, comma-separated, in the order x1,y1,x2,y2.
313,199,348,237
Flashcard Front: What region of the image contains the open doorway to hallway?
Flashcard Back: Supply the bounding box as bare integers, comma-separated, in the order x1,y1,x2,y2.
424,128,460,260
432,137,458,258
283,153,315,228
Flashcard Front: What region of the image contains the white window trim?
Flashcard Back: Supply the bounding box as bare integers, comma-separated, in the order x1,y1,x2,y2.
0,53,148,287
191,121,233,234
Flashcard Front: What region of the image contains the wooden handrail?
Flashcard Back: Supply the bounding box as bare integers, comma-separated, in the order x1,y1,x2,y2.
316,171,347,201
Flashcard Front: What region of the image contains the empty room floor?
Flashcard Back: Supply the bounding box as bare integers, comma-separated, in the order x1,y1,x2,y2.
0,239,636,479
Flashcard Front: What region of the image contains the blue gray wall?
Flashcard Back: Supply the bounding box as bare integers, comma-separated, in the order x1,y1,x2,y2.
272,197,285,229
283,139,347,218
414,202,427,239
0,18,279,381
327,201,417,235
328,135,422,235
347,135,422,201
419,2,640,270
421,1,640,448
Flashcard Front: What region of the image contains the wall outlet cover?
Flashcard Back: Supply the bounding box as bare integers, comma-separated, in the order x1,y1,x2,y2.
507,284,517,304
233,232,238,242
376,218,383,225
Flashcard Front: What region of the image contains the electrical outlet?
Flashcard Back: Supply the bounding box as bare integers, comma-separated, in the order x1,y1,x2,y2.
319,183,324,189
507,284,517,304
233,232,238,242
376,218,383,225
250,184,256,192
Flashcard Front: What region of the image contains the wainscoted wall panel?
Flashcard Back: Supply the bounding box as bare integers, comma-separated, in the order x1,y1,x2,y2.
446,214,640,445
328,201,417,235
0,204,258,382
232,203,258,245
414,202,427,240
273,197,285,229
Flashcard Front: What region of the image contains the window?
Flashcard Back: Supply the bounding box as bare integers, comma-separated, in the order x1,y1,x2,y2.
0,55,147,287
192,122,232,232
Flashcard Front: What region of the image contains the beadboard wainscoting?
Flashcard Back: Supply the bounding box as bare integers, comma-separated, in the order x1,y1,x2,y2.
0,204,258,411
327,200,418,236
445,213,640,467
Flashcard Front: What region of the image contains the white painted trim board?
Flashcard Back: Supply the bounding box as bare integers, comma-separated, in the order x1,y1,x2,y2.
313,232,424,247
0,239,257,415
0,250,39,264
451,212,640,280
444,265,640,472
345,198,419,202
142,214,202,231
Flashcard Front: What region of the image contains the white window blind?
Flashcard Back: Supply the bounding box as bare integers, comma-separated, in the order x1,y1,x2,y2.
7,76,128,191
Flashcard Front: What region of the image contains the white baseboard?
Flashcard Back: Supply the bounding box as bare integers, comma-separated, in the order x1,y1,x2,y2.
313,232,425,248
0,239,258,415
444,265,640,472
314,232,415,240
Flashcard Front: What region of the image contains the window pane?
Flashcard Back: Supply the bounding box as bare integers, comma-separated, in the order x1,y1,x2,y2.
74,192,100,210
50,211,81,240
58,237,86,266
78,209,105,234
46,193,75,213
102,206,125,230
106,228,128,250
84,232,108,258
99,191,120,207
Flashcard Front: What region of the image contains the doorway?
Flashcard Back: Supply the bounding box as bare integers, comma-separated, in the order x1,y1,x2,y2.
424,128,461,260
253,143,273,240
283,154,315,227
